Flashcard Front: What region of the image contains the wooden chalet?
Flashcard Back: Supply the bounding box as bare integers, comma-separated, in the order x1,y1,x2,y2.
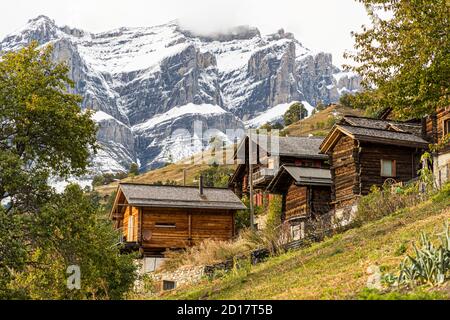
110,182,246,268
423,107,450,188
267,165,332,240
228,134,329,202
319,115,429,221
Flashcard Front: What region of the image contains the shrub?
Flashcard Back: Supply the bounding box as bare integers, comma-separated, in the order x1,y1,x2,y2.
266,195,282,229
355,183,422,224
196,164,234,188
432,182,450,202
92,172,128,187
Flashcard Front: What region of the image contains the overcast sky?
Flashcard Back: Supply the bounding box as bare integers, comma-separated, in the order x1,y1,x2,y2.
0,0,370,68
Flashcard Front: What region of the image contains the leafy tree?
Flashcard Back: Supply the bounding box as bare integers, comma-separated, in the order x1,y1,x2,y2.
345,0,450,118
283,102,308,126
0,43,136,299
128,163,140,176
7,185,137,299
339,93,360,109
197,164,234,188
0,42,97,211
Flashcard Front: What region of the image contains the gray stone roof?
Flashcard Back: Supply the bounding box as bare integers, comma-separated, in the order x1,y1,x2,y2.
338,125,429,147
284,166,332,183
342,116,422,135
118,183,246,210
248,134,327,159
267,165,332,191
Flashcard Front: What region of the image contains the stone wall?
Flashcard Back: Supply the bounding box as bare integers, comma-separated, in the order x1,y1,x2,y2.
147,248,272,292
151,265,205,290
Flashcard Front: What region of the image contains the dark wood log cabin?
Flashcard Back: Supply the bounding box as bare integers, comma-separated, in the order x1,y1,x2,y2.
228,134,329,204
110,183,246,263
267,165,332,240
320,116,429,223
422,107,450,188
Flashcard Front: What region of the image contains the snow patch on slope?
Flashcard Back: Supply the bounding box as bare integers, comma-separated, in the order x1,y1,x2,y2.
132,103,228,132
245,101,314,128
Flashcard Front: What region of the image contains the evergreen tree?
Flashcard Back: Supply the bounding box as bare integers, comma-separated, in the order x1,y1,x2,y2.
283,102,308,126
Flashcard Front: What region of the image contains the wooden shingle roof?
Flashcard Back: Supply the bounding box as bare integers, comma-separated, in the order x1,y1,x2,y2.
236,134,327,160
320,116,428,153
267,165,332,192
116,183,246,210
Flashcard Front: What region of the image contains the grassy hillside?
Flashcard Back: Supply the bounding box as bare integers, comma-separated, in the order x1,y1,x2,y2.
283,104,364,137
96,104,364,198
159,189,450,300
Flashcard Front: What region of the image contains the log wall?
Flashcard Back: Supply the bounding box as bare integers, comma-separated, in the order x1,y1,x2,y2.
329,135,358,206
139,208,234,252
359,142,421,195
285,184,308,220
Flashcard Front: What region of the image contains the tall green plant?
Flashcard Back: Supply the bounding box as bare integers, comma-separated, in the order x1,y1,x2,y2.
384,222,450,287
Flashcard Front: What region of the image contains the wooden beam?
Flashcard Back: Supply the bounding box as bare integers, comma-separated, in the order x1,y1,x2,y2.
188,213,192,246
139,207,143,244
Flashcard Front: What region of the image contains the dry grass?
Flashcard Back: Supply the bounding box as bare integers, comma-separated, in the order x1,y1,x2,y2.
94,154,235,198
159,237,258,272
283,104,364,137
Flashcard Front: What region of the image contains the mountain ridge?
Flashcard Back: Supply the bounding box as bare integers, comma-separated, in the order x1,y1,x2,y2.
0,15,361,175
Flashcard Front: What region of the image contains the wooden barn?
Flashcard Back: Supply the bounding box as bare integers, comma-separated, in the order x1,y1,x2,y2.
110,182,246,271
423,107,450,188
319,116,429,223
267,165,332,240
228,134,329,202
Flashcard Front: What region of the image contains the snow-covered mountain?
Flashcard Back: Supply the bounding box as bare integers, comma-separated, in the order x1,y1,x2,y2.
0,15,361,174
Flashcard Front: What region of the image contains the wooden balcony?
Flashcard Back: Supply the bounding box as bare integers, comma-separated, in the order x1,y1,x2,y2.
252,168,276,188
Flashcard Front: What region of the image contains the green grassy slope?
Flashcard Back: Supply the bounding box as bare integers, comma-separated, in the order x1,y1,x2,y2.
160,190,450,300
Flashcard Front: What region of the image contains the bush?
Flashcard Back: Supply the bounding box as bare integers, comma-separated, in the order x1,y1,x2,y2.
432,182,450,202
196,164,234,188
266,195,282,229
355,183,423,224
234,195,265,233
92,172,128,187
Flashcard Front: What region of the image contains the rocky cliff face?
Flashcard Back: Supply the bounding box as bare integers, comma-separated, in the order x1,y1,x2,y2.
0,16,361,174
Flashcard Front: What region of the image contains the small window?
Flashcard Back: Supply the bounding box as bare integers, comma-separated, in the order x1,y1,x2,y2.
162,280,176,291
444,119,450,136
155,222,176,228
381,159,396,177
